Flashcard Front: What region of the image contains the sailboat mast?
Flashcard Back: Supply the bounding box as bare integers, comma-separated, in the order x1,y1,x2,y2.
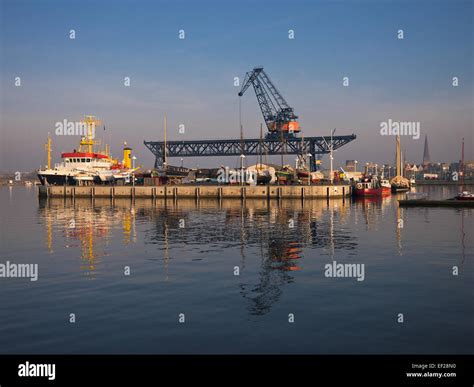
164,114,167,166
401,150,404,177
396,134,401,177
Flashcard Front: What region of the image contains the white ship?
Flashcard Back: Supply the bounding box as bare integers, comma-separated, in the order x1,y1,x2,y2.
38,116,139,186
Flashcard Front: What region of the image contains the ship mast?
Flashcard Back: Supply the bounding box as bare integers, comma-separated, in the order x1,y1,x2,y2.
78,115,101,154
45,132,52,169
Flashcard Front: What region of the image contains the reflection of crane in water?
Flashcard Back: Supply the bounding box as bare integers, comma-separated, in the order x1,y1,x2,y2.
239,226,303,316
235,203,355,316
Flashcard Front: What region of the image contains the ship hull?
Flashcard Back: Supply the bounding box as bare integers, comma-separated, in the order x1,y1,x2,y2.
353,188,383,197
391,185,410,193
37,173,77,186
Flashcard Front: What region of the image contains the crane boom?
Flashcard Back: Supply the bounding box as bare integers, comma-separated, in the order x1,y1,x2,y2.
238,67,299,139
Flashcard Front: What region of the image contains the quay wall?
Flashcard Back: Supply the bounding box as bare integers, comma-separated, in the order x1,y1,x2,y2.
38,184,351,199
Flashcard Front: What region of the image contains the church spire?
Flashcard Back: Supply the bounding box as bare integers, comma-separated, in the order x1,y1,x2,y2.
422,134,431,166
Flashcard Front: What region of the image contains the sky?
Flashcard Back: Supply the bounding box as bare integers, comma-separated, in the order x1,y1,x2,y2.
0,0,472,172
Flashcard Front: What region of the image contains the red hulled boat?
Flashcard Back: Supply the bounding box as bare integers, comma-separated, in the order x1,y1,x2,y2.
353,176,383,197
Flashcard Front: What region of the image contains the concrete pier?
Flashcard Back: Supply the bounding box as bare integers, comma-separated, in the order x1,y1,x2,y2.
38,184,351,199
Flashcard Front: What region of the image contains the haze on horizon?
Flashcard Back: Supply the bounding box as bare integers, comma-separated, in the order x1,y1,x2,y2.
0,0,472,172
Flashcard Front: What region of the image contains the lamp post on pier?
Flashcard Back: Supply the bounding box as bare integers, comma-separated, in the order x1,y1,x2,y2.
132,156,137,187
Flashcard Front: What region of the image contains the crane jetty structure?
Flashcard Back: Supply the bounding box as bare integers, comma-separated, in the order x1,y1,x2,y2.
38,67,358,199
144,66,356,173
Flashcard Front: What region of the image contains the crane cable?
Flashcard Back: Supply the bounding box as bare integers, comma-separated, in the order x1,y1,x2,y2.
239,97,244,155
239,96,242,132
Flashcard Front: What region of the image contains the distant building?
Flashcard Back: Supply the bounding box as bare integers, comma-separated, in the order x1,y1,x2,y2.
465,161,474,179
453,160,474,180
404,163,423,179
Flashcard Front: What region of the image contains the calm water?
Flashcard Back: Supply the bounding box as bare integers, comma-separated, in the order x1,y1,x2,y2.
0,185,472,354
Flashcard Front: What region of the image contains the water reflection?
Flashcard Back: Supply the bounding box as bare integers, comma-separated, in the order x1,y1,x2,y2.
39,198,139,275
36,192,470,317
352,195,407,255
37,197,358,273
37,197,361,315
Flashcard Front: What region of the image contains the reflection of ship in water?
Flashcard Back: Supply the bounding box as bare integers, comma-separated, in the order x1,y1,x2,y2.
38,197,357,315
38,197,138,274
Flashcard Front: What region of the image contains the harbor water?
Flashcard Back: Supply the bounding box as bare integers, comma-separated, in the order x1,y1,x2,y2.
0,185,472,354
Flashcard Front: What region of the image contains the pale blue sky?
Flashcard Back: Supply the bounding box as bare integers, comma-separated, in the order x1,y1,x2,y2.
1,0,472,171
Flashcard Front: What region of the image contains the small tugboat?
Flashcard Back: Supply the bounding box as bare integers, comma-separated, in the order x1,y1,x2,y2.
353,176,383,196
37,116,138,186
